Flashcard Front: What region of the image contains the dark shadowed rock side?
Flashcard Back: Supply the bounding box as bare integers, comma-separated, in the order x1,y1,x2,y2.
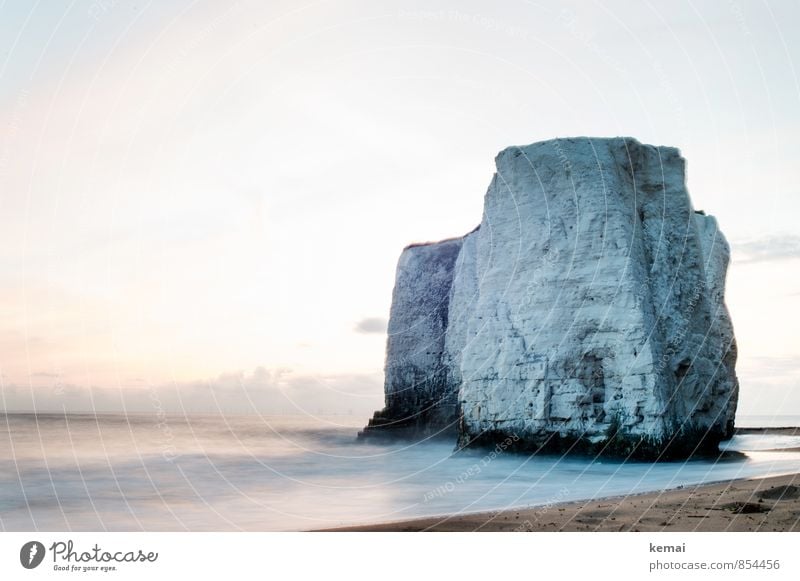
359,137,739,460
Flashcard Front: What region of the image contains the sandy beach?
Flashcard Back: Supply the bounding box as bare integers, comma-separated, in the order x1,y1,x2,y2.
324,471,800,532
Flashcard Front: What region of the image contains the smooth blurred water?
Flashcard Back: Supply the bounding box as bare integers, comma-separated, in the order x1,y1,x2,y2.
1,413,799,531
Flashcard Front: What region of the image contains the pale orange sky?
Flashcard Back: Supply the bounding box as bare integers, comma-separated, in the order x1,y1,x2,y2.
0,0,798,416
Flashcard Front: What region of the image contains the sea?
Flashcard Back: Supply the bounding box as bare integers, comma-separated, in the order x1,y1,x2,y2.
1,412,799,531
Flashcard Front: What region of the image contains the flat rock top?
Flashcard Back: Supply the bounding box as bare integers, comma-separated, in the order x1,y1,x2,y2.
495,135,679,157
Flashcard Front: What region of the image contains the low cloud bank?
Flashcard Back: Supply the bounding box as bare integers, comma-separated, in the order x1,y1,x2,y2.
0,367,384,416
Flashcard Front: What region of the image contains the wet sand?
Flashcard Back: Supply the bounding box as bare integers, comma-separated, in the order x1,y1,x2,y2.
324,472,800,532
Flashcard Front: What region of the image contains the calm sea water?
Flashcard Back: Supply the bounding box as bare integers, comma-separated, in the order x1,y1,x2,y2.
1,413,799,531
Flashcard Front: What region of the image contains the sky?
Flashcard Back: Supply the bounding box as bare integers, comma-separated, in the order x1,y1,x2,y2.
0,0,798,417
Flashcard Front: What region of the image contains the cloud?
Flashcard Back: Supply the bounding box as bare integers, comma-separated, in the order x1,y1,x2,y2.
738,356,800,380
0,367,384,416
31,371,62,378
732,234,800,264
354,317,388,334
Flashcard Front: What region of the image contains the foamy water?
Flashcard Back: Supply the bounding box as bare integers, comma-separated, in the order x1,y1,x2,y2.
1,413,799,531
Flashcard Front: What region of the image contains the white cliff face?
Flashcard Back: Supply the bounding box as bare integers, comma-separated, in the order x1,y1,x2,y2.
442,228,480,396
362,237,464,437
693,213,739,435
362,137,738,458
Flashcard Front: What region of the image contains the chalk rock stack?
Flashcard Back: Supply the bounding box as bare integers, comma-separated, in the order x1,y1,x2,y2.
360,137,739,459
